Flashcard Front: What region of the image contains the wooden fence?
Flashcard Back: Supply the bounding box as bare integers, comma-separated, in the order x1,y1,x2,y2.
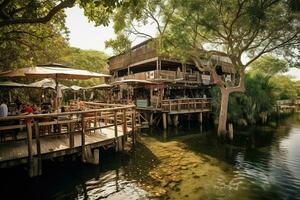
0,103,136,176
161,98,211,113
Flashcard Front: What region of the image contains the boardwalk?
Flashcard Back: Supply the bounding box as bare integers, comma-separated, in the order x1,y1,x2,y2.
0,103,136,176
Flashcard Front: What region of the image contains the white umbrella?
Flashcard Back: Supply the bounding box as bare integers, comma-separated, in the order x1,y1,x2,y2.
0,64,111,110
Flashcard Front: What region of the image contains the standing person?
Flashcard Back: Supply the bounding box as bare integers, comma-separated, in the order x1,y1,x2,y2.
0,99,8,117
15,97,22,110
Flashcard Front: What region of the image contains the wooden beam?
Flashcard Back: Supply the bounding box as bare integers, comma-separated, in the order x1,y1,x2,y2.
26,122,34,177
34,121,42,176
81,114,86,162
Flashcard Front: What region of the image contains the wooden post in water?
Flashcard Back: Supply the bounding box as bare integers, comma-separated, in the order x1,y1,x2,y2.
122,109,127,148
26,122,34,177
228,123,234,141
69,122,74,148
167,114,172,126
162,113,167,130
81,114,86,162
149,113,153,126
132,109,136,145
114,111,119,151
173,114,179,127
198,112,203,124
34,121,42,176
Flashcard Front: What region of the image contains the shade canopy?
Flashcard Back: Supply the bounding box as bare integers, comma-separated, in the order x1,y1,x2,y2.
0,81,37,88
88,83,113,90
0,66,111,80
112,79,157,85
28,78,69,90
68,85,83,91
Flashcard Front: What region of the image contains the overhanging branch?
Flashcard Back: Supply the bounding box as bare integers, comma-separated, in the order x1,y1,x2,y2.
0,0,75,28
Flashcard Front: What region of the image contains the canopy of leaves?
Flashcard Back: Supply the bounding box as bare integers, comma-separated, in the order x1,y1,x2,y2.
61,47,108,72
211,74,276,125
105,34,131,55
249,55,289,77
270,75,298,100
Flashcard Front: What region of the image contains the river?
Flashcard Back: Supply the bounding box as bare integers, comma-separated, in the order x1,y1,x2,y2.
1,114,300,199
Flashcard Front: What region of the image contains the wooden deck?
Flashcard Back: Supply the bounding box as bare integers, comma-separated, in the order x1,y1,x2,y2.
0,103,137,176
0,124,131,168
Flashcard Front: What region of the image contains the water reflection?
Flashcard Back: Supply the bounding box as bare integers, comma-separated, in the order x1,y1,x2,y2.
0,115,300,199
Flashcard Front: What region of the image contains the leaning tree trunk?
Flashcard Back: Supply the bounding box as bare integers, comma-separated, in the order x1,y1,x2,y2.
217,88,230,137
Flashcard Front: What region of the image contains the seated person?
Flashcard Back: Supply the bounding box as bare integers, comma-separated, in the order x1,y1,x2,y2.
32,104,41,114
0,98,8,117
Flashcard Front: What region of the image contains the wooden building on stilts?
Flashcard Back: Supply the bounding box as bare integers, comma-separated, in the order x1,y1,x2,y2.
108,39,235,129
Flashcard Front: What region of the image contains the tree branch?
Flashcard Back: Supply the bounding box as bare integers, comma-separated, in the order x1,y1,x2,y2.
0,0,75,27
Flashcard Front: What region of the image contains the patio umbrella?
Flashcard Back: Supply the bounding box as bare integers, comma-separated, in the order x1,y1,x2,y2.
0,81,39,102
87,83,113,90
29,78,69,90
0,64,111,110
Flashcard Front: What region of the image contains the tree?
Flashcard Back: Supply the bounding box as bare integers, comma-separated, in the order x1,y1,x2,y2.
270,75,298,100
0,0,139,71
60,47,108,87
61,47,108,72
0,0,130,28
109,0,300,137
249,55,289,78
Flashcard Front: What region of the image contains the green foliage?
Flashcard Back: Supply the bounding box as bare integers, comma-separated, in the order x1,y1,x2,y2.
105,34,131,55
249,55,289,77
270,75,298,100
60,47,108,72
59,47,108,87
211,73,276,126
0,23,69,71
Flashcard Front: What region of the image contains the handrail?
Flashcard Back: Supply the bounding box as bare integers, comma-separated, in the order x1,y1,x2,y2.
0,104,135,121
161,98,211,112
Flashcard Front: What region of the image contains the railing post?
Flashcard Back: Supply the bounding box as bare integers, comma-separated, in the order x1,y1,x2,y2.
123,109,127,136
34,121,42,176
131,109,136,145
26,121,34,177
81,114,86,162
69,120,74,148
94,111,97,133
122,109,127,149
114,110,119,151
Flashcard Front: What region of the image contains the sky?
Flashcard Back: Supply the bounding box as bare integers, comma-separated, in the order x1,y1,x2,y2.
65,6,300,80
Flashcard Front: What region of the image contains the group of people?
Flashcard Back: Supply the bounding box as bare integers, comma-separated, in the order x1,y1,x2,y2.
0,97,46,118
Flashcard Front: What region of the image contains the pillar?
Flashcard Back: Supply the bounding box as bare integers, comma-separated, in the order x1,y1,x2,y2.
173,115,179,127
228,123,233,141
198,112,203,124
168,114,172,126
84,146,100,165
149,113,153,126
162,113,167,130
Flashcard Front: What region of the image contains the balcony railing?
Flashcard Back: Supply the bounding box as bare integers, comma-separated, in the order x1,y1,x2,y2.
112,70,212,84
161,98,211,113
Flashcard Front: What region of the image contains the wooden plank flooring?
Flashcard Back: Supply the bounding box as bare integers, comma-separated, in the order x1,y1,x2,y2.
0,124,131,164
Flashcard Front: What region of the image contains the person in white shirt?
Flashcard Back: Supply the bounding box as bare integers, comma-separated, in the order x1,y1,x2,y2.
0,99,8,117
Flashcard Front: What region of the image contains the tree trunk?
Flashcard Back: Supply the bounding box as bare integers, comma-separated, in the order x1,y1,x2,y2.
218,89,230,137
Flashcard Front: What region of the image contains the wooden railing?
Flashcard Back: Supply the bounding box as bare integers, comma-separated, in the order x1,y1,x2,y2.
109,45,157,71
113,70,212,84
276,99,300,113
161,98,212,113
0,103,136,175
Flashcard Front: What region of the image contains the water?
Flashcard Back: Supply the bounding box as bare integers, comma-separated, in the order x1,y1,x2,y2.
1,114,300,199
